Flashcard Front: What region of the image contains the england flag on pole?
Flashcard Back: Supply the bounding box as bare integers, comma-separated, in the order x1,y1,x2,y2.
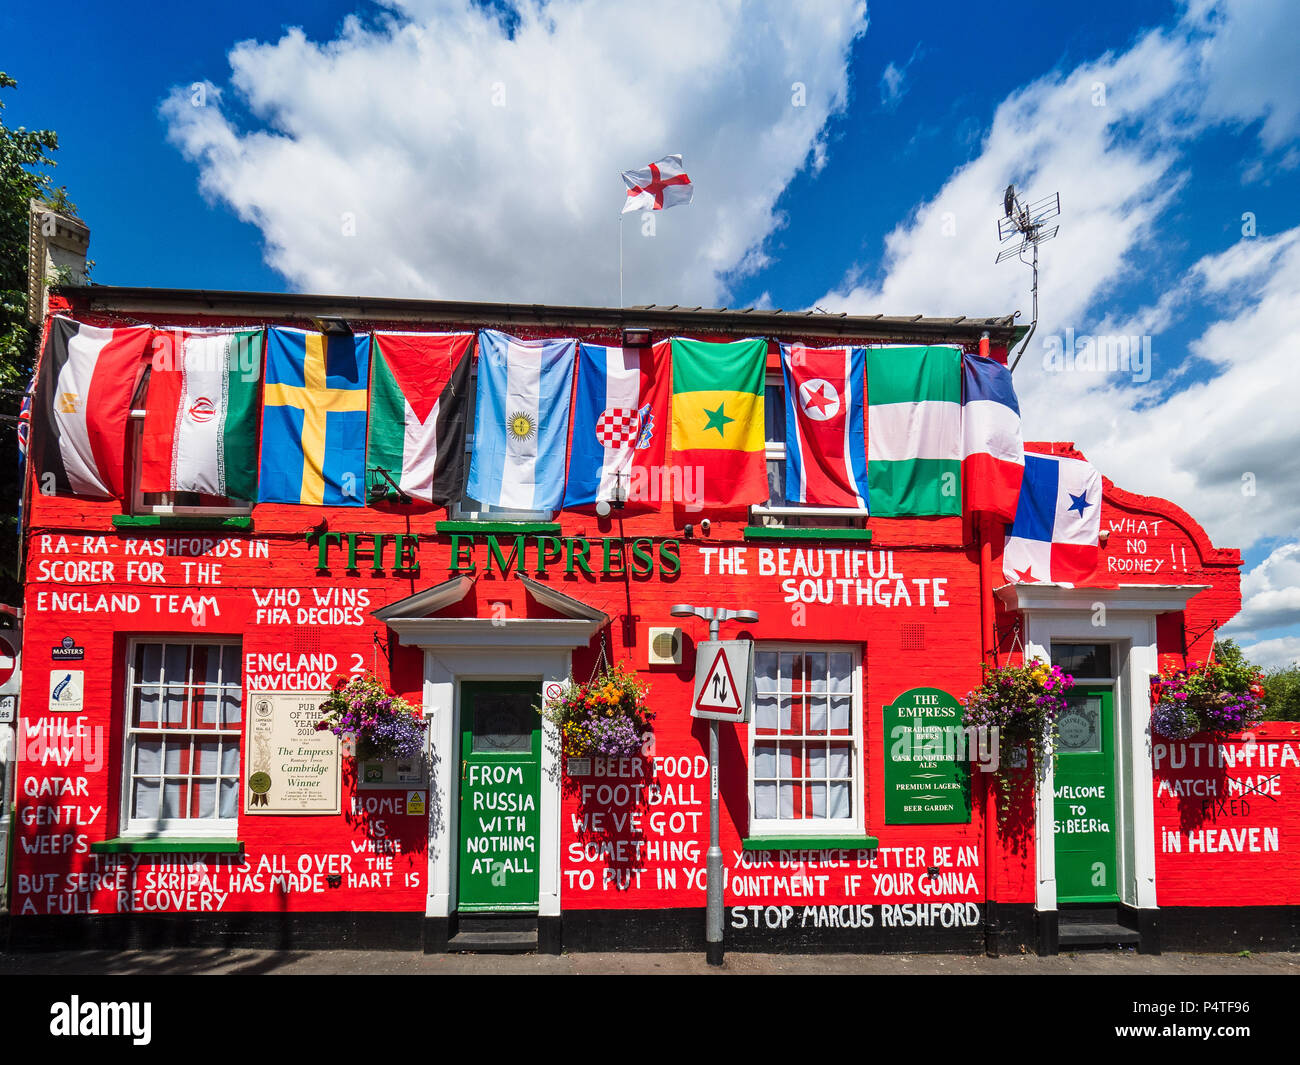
1002,453,1102,585
466,329,576,511
563,341,670,509
621,155,693,213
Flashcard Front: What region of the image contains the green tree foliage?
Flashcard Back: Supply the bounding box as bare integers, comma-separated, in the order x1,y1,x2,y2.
1262,661,1300,722
1,72,76,603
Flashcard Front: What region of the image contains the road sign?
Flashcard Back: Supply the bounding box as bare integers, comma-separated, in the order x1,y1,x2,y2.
0,633,16,688
691,640,753,722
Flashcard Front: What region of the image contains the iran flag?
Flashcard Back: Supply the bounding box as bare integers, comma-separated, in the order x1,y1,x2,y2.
367,332,474,505
30,317,152,498
141,329,264,500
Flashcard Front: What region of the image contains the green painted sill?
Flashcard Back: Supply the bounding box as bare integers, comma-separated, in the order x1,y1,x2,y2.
743,526,873,542
742,836,879,851
112,515,253,531
91,837,245,855
435,521,561,535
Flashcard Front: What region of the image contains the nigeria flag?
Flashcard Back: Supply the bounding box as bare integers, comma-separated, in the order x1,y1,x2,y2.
866,345,963,516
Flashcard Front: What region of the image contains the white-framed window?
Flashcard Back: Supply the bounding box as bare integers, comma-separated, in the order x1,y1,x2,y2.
121,639,243,837
749,645,863,835
128,414,254,517
752,375,866,529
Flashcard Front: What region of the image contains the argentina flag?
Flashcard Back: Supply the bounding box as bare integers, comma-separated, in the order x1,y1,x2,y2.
467,329,576,510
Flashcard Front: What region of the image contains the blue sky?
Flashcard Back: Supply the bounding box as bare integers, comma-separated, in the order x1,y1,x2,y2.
4,0,1299,665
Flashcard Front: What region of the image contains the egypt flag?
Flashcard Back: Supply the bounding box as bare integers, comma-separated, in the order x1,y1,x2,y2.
961,353,1023,522
140,329,263,500
30,316,152,498
671,337,767,508
866,345,963,516
367,332,473,505
563,341,670,509
779,344,869,508
1002,453,1102,585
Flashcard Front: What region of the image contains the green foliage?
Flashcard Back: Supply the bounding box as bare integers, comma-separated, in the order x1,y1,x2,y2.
1261,661,1300,723
1,72,77,602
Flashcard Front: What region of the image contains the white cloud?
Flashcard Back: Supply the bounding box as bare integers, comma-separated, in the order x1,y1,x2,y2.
1237,634,1300,671
1220,541,1300,639
163,0,868,306
879,46,921,112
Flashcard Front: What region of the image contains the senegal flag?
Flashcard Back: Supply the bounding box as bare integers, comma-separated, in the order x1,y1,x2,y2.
671,337,768,507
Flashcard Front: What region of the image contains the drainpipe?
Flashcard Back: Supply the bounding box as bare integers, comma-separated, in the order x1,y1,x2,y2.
978,517,1000,957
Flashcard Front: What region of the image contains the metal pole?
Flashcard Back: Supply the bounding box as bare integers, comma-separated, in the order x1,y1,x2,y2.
706,611,723,965
619,212,624,309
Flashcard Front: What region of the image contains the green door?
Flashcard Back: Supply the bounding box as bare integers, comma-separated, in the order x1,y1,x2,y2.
1053,686,1118,903
457,681,541,913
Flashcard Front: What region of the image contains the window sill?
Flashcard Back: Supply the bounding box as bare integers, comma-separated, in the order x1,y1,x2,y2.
112,515,254,531
742,835,879,851
435,520,561,535
91,837,245,855
742,526,873,542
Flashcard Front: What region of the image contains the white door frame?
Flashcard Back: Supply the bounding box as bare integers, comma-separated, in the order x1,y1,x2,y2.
995,584,1205,915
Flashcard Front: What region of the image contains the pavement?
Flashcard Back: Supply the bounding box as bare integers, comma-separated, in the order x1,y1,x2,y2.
2,946,1298,975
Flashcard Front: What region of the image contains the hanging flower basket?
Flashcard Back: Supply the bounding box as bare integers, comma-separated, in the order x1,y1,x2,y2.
961,658,1075,811
1151,642,1265,739
316,672,428,761
540,662,654,760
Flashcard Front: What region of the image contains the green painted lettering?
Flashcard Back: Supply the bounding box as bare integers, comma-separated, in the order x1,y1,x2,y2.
629,538,655,577
565,537,592,576
311,531,341,570
487,534,525,576
533,536,562,576
450,535,477,574
394,534,420,575
601,537,625,576
658,539,681,576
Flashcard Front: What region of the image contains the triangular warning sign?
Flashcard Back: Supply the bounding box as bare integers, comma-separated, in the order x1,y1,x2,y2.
695,647,742,713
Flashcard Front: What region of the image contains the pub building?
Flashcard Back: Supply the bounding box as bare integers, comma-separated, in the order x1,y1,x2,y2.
5,279,1297,959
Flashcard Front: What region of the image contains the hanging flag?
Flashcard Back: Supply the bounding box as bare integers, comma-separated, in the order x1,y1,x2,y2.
563,341,670,509
466,330,576,511
1002,453,1102,585
140,328,263,500
30,316,152,499
367,331,474,506
866,345,962,516
961,353,1024,522
779,343,869,508
258,327,370,506
621,155,693,213
671,337,767,508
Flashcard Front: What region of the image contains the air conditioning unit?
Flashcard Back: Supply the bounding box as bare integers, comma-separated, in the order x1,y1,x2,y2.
647,627,683,666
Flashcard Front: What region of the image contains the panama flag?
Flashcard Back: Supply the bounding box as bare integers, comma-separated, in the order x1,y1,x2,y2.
961,353,1023,521
467,330,576,511
564,341,670,509
779,344,869,508
367,332,473,505
141,329,263,500
1003,453,1103,585
30,316,152,498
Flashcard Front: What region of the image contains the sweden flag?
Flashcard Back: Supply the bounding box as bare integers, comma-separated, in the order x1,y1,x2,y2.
258,328,370,505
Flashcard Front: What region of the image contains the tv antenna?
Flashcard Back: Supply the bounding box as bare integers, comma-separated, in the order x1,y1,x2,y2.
995,184,1060,372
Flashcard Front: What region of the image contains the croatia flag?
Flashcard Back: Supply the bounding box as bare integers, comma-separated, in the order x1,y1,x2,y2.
961,353,1023,521
564,341,670,509
1002,453,1102,585
466,330,576,512
779,343,869,508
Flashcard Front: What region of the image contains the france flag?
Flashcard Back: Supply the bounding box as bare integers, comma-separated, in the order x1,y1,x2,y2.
467,330,576,511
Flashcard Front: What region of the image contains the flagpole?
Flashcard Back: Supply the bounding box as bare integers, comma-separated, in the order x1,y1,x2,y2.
619,209,624,308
